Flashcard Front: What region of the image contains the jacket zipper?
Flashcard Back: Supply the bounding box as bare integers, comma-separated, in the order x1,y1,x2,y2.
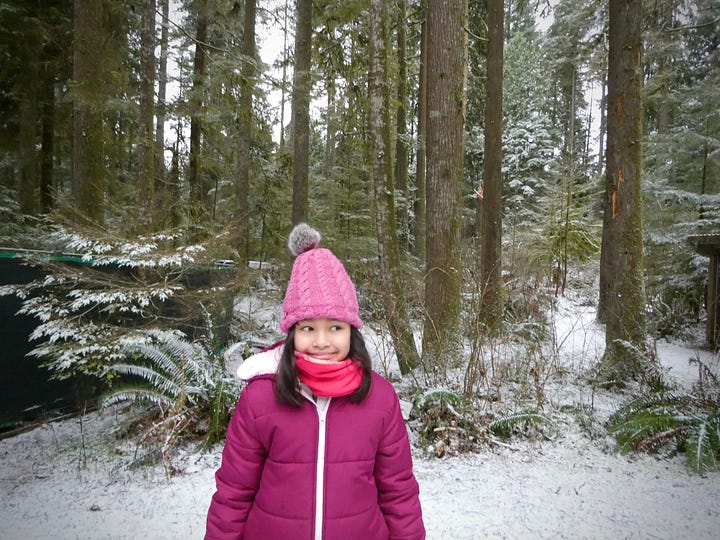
312,396,331,540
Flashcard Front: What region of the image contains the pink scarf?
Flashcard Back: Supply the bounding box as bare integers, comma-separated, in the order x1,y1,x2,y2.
295,353,363,397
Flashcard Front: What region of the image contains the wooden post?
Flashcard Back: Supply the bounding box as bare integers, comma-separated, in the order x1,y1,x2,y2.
708,254,719,346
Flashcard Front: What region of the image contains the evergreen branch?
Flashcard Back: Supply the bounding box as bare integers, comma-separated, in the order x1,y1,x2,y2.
666,17,720,33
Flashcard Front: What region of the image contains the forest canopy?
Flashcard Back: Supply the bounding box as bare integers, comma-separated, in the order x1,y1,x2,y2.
0,0,719,391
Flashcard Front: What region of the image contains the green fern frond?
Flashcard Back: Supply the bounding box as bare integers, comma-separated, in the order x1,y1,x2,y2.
103,331,240,454
157,336,216,389
611,408,689,453
160,335,200,364
686,415,720,474
106,363,183,399
609,389,720,473
608,391,696,425
415,388,465,412
489,409,555,439
100,385,174,410
126,342,185,382
182,384,210,403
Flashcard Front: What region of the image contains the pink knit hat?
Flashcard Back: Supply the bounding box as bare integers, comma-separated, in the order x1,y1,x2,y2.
280,223,363,333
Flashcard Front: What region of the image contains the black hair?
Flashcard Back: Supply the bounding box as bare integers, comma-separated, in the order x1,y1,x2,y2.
275,325,372,407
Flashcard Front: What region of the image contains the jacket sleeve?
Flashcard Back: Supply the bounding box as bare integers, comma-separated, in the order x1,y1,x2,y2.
374,391,426,540
205,385,266,540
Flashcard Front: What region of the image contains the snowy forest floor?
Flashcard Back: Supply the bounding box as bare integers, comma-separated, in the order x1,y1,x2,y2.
1,291,720,539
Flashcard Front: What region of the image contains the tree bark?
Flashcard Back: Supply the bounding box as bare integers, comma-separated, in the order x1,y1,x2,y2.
598,0,648,384
423,0,466,369
394,0,409,253
597,77,606,175
189,0,208,221
279,0,290,151
137,0,156,229
412,10,427,263
155,0,170,227
234,0,256,267
291,0,312,225
325,75,337,182
369,0,420,375
479,0,504,333
40,67,55,214
18,28,40,216
72,0,106,226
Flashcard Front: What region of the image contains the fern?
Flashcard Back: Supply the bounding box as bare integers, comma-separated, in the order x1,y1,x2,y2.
107,363,185,402
608,390,720,474
414,388,466,414
610,408,690,453
412,388,480,455
488,409,557,440
101,386,176,410
607,391,696,420
686,414,720,474
101,331,239,456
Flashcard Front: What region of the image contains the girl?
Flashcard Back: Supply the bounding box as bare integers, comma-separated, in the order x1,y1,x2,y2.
205,224,425,540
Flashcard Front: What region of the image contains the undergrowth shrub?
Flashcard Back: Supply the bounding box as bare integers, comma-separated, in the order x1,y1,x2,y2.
410,388,484,457
646,288,704,342
102,331,239,467
608,355,720,473
410,387,559,456
488,408,557,440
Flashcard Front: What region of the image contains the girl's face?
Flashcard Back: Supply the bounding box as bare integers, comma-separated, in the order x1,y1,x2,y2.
294,318,351,364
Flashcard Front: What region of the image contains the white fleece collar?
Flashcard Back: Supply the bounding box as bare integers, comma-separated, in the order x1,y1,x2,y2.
236,345,282,381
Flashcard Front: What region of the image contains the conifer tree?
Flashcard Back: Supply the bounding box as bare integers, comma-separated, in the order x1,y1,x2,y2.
291,0,312,225
368,0,420,374
423,0,466,370
137,0,156,229
598,0,648,384
234,0,256,266
72,0,108,226
479,0,505,332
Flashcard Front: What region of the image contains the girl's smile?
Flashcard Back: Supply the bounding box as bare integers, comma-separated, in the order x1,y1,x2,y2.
294,318,351,363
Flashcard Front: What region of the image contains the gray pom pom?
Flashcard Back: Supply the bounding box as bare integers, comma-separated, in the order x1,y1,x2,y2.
288,223,321,256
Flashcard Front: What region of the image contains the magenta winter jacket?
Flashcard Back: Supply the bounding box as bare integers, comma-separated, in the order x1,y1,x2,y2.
205,347,425,540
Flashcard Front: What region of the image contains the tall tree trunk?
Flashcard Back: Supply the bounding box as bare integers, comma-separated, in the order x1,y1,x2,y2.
412,10,427,262
369,0,420,375
423,0,466,369
189,0,208,222
558,62,576,296
598,0,648,384
169,136,182,228
479,0,504,333
656,1,674,135
40,66,55,214
291,0,312,225
279,0,290,150
597,78,606,175
18,29,40,216
72,0,106,226
325,69,337,182
137,0,156,230
324,24,337,183
155,0,170,227
234,0,256,267
394,0,409,253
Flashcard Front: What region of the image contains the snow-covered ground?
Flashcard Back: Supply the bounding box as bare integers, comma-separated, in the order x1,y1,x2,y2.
2,293,719,539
